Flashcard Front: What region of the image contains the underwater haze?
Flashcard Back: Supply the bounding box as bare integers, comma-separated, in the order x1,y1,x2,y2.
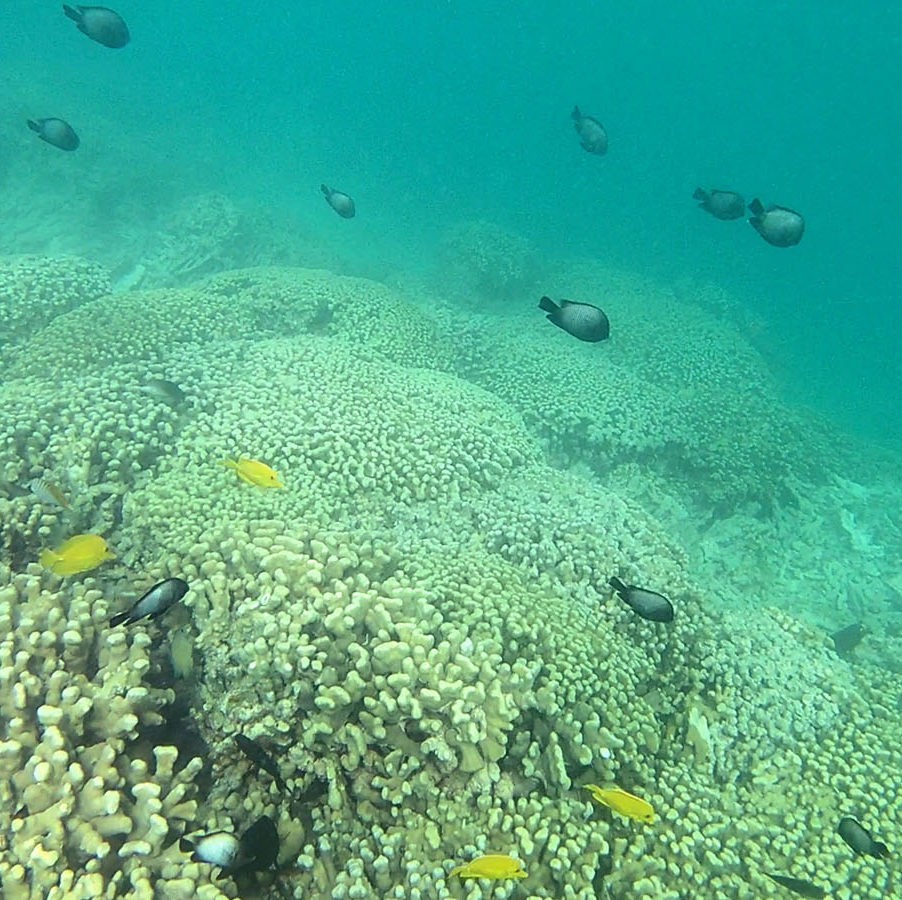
2,2,902,900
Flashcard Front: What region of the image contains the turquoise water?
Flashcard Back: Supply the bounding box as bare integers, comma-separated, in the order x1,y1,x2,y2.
1,3,901,899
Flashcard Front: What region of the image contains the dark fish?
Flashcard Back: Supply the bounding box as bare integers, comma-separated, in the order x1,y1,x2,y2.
748,198,805,247
109,577,189,627
179,831,244,869
140,378,186,406
321,184,355,218
539,296,610,343
831,622,866,655
235,734,286,791
63,5,130,48
571,105,607,155
765,873,826,899
693,187,745,220
27,118,79,151
838,816,889,858
237,815,279,872
609,576,674,623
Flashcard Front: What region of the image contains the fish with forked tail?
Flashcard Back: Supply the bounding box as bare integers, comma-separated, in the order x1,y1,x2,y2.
693,187,745,220
571,105,607,155
109,577,189,627
27,118,79,151
62,5,130,48
539,296,609,343
609,576,674,622
837,816,889,858
321,184,355,218
748,198,805,247
235,734,286,792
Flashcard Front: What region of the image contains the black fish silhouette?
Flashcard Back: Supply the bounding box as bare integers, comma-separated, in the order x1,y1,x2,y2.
63,5,130,48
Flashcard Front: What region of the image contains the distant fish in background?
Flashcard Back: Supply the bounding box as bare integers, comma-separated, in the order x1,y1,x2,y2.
538,296,610,343
609,576,674,623
321,184,356,218
748,199,805,247
837,816,890,858
235,734,287,792
62,5,130,48
830,622,866,656
140,378,186,407
693,187,745,220
764,873,827,899
449,854,526,880
39,533,115,575
571,105,608,155
109,577,189,627
27,118,79,151
28,477,70,509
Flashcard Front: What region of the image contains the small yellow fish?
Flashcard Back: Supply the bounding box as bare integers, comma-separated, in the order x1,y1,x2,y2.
584,784,654,823
39,534,115,576
219,457,283,489
449,854,526,880
28,477,70,509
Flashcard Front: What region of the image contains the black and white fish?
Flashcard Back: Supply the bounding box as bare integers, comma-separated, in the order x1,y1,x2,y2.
571,105,607,155
748,199,805,247
63,5,130,48
109,577,189,627
538,296,609,343
27,118,79,151
765,873,826,899
608,576,674,623
180,830,245,870
235,734,286,792
693,188,745,220
140,378,186,406
837,816,889,858
321,184,355,218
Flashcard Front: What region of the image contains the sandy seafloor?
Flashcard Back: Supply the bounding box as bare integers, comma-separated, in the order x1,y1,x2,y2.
1,150,901,900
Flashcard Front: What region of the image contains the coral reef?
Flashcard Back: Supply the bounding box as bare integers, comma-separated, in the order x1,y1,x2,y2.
1,256,900,900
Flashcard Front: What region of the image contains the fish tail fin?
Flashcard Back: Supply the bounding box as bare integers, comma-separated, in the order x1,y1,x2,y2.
178,837,194,853
692,187,707,202
320,184,331,197
449,865,465,878
571,105,581,121
62,5,80,22
109,611,130,627
39,549,59,571
747,198,765,217
27,119,41,133
538,296,559,314
219,458,238,471
608,576,628,598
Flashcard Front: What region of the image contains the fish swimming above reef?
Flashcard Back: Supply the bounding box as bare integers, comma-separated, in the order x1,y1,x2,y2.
109,577,189,627
608,576,674,623
39,534,114,575
837,816,889,858
140,378,186,406
321,184,356,218
235,734,286,792
765,872,827,899
584,784,655,823
830,622,866,655
220,457,283,488
539,296,610,343
62,5,130,48
28,477,70,509
27,118,79,151
748,198,805,247
180,815,279,875
571,105,608,155
693,187,745,220
449,854,526,880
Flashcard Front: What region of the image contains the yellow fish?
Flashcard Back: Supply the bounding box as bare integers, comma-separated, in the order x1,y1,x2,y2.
449,854,526,880
584,784,655,823
39,534,115,576
219,457,283,489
